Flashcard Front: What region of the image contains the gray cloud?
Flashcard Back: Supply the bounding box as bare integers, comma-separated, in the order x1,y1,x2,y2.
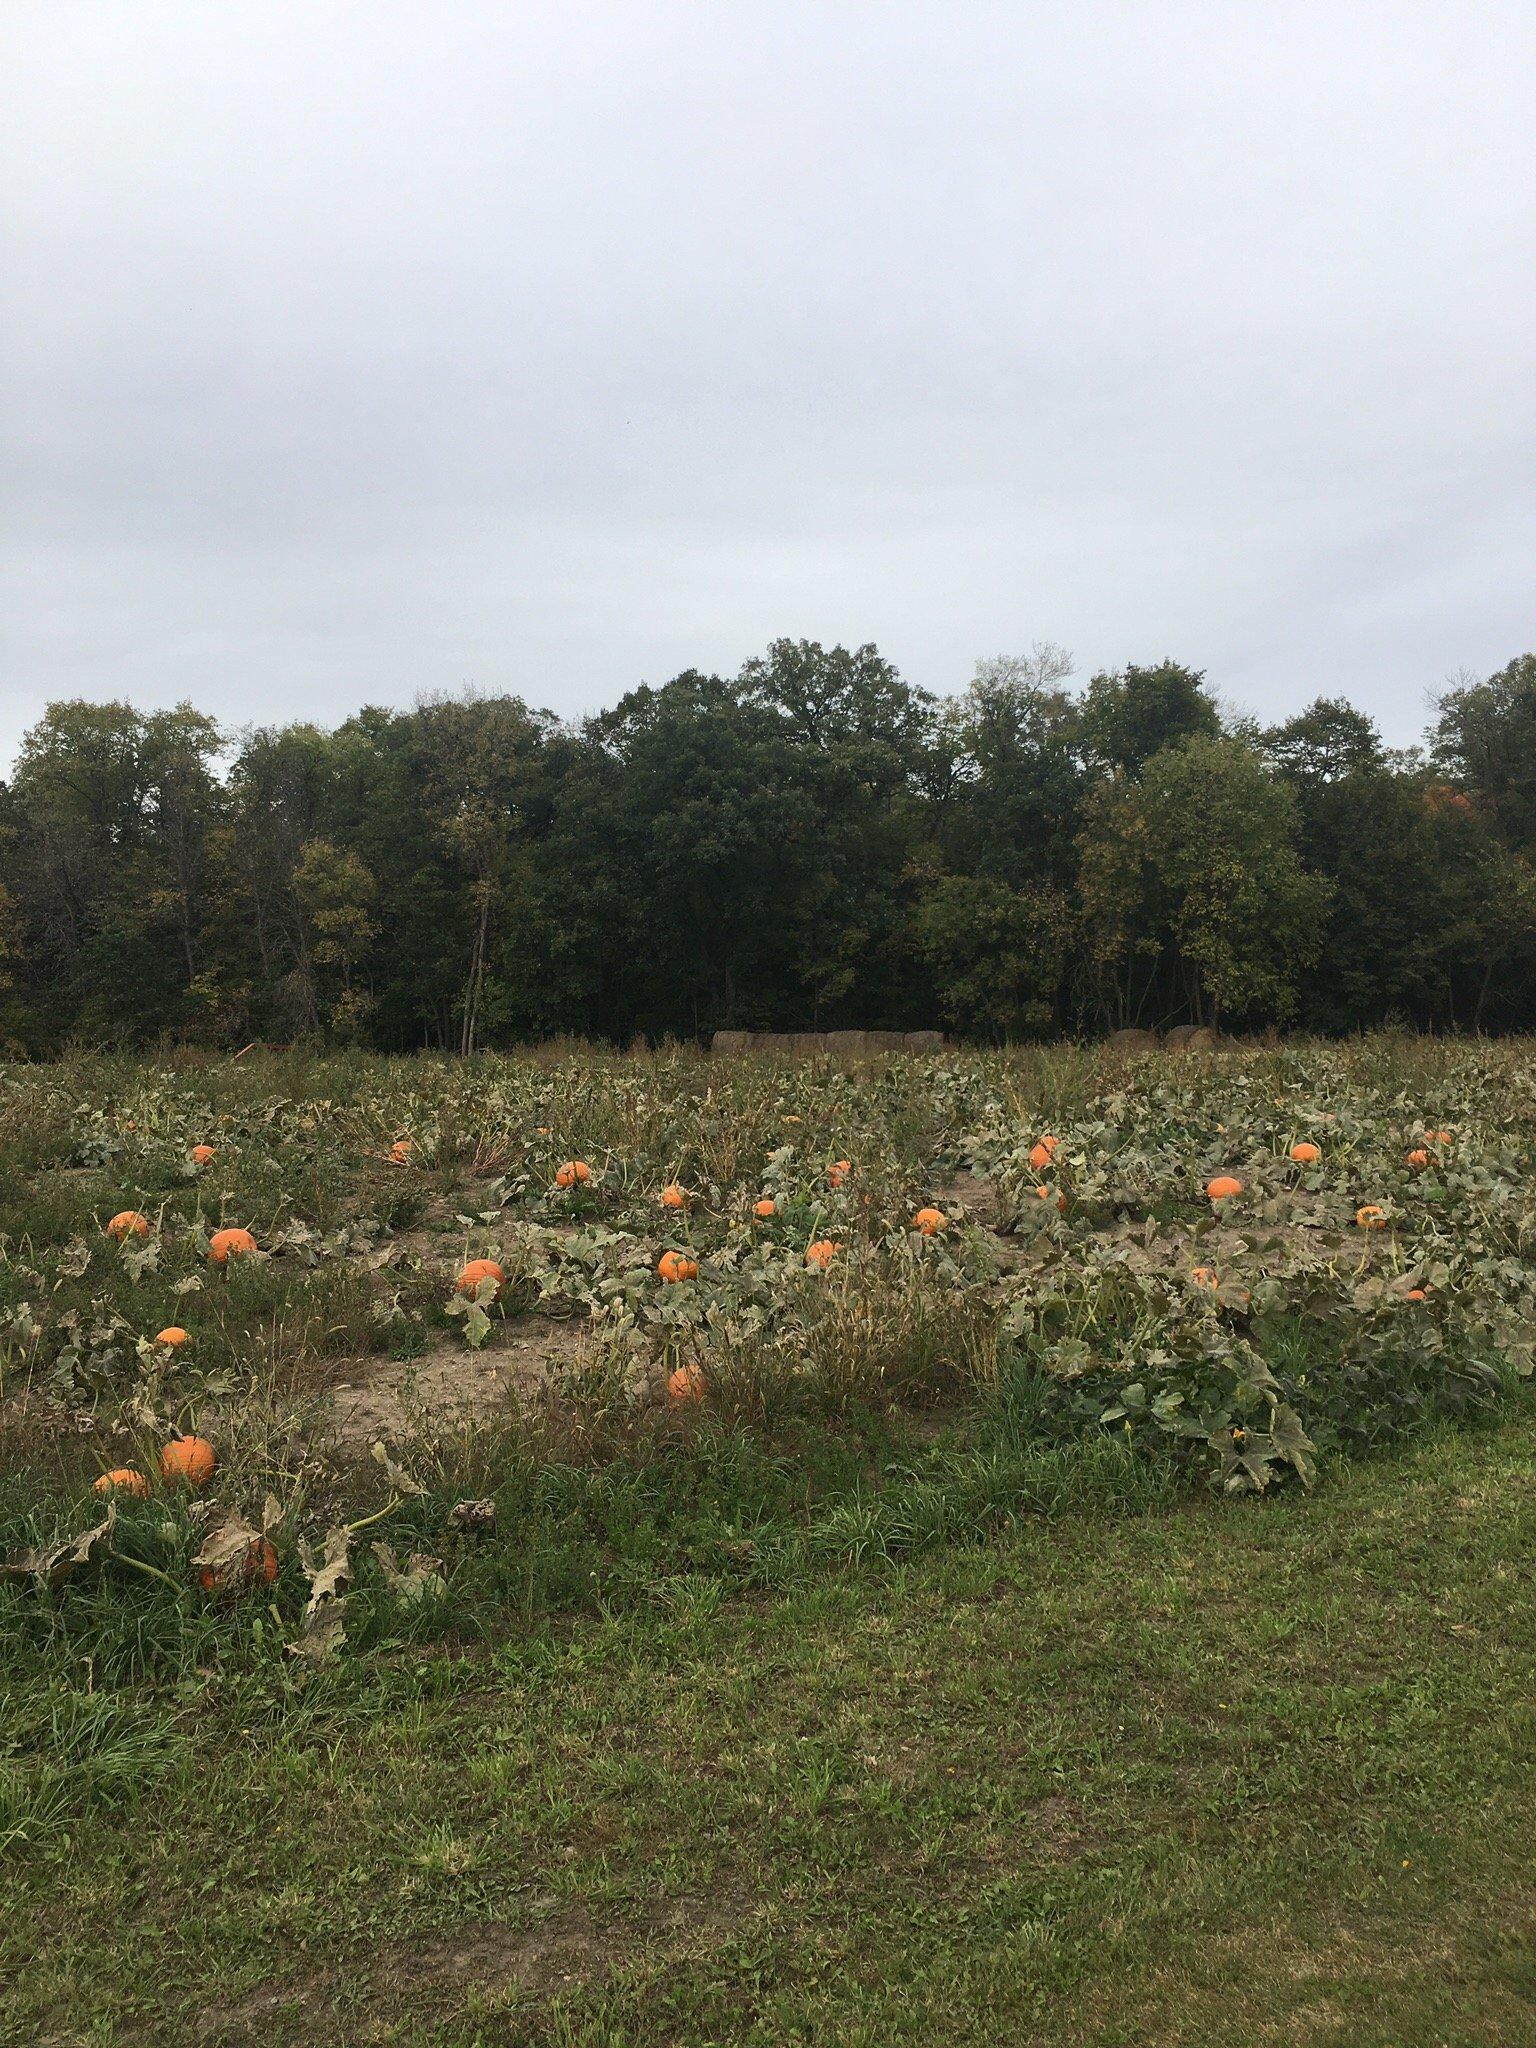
3,0,1533,767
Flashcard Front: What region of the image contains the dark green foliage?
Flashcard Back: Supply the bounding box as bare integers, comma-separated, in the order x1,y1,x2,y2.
1,644,1533,1048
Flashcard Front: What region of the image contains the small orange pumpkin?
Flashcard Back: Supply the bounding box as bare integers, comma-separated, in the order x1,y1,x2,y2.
190,1144,216,1166
209,1226,256,1265
827,1159,852,1188
160,1436,217,1489
1356,1204,1388,1230
1289,1142,1320,1165
554,1160,591,1189
659,1182,687,1209
1406,1287,1428,1301
1191,1266,1220,1290
667,1362,705,1405
94,1468,150,1499
154,1325,191,1349
1406,1147,1429,1169
107,1210,150,1241
657,1250,699,1284
1035,1185,1067,1212
1028,1136,1059,1171
456,1258,505,1295
1205,1176,1243,1202
199,1535,279,1596
388,1137,413,1165
1424,1128,1452,1146
753,1197,776,1219
805,1239,839,1270
913,1206,947,1235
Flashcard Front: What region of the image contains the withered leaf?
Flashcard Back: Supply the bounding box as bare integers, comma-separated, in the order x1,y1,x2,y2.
372,1540,446,1608
193,1509,272,1593
122,1238,161,1281
370,1442,427,1497
58,1238,92,1280
1,1501,116,1588
297,1524,353,1615
286,1595,349,1663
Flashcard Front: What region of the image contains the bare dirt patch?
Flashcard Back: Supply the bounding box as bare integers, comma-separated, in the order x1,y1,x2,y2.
934,1167,1004,1230
327,1313,590,1445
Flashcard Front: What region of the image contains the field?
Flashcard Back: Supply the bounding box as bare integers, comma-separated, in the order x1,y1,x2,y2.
4,1037,1536,2044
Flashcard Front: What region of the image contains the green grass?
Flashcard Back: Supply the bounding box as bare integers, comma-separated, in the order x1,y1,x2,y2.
4,1411,1536,2046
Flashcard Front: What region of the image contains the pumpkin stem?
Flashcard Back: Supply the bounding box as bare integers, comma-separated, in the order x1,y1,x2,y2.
113,1551,184,1595
343,1496,406,1538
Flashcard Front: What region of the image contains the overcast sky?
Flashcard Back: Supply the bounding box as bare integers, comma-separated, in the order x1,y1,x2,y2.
3,2,1533,770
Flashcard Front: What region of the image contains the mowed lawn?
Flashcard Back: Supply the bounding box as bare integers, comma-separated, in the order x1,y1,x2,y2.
5,1415,1536,2047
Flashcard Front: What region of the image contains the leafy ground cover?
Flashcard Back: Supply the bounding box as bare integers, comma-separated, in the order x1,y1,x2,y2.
3,1038,1536,2041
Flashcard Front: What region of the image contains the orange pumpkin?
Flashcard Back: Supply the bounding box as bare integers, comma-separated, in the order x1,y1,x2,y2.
388,1137,413,1165
1356,1204,1388,1230
805,1239,839,1270
659,1182,687,1209
1406,1287,1428,1301
209,1226,256,1265
753,1198,776,1219
456,1258,505,1295
1035,1185,1067,1212
1289,1142,1320,1165
1205,1176,1243,1202
1028,1136,1059,1171
667,1362,705,1406
154,1325,190,1349
94,1467,150,1499
1191,1266,1220,1290
107,1210,150,1241
190,1144,216,1166
1424,1128,1452,1146
657,1250,699,1284
554,1160,591,1189
199,1535,279,1596
1406,1148,1429,1169
827,1159,852,1188
913,1206,947,1235
160,1436,217,1489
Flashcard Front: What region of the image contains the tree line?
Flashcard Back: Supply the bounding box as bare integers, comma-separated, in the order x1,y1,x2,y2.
1,641,1533,1052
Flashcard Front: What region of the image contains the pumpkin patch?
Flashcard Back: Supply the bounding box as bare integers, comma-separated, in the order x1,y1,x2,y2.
3,1036,1534,1686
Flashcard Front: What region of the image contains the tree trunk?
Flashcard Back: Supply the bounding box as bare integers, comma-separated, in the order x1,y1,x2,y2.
460,881,493,1056
1472,958,1495,1034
